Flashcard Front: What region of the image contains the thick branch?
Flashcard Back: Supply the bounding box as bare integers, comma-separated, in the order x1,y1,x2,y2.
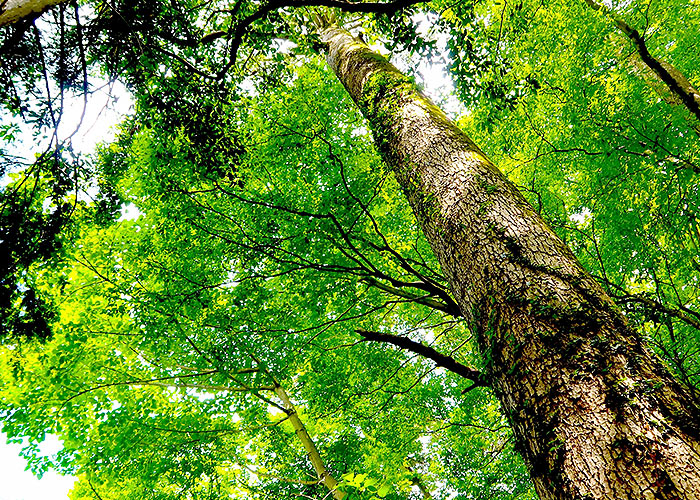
0,0,65,27
355,328,484,384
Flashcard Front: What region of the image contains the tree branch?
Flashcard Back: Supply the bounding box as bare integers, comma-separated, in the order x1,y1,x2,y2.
613,293,700,331
363,277,461,317
583,0,700,122
355,328,484,385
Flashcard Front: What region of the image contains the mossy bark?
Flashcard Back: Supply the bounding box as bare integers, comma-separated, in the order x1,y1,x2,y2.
321,26,700,500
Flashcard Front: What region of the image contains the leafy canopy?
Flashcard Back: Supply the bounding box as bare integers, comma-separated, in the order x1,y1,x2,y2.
1,0,699,498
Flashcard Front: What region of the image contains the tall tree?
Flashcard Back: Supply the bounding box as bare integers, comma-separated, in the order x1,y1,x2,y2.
318,24,700,499
435,0,700,402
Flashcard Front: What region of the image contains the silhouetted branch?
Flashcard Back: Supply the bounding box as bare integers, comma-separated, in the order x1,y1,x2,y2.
355,327,484,385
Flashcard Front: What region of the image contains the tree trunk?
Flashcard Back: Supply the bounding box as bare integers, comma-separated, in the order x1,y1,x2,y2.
320,26,700,500
273,382,345,499
0,0,65,27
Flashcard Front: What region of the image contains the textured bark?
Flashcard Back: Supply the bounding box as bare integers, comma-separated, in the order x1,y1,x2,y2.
321,26,700,500
0,0,65,27
583,0,700,124
273,383,345,499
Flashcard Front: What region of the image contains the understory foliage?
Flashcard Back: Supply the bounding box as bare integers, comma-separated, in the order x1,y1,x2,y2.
0,0,699,498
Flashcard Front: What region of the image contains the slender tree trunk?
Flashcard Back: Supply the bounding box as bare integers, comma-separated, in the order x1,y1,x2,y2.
582,0,700,124
405,465,433,499
0,0,65,27
320,26,700,500
273,382,346,499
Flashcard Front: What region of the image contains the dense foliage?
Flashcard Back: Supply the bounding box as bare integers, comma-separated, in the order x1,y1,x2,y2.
1,0,698,498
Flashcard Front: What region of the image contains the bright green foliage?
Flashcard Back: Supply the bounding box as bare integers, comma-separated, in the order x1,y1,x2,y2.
2,56,529,498
1,0,699,498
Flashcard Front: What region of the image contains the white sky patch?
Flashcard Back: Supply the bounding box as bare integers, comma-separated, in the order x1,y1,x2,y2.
18,82,129,160
418,434,431,449
187,388,217,401
418,327,435,343
67,80,133,156
118,202,143,222
569,207,593,226
350,125,369,137
268,404,285,416
223,269,241,288
274,38,297,54
0,433,76,500
238,77,258,97
385,12,466,119
1,79,133,190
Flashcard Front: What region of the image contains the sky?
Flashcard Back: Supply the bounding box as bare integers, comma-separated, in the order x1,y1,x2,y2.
0,434,76,500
